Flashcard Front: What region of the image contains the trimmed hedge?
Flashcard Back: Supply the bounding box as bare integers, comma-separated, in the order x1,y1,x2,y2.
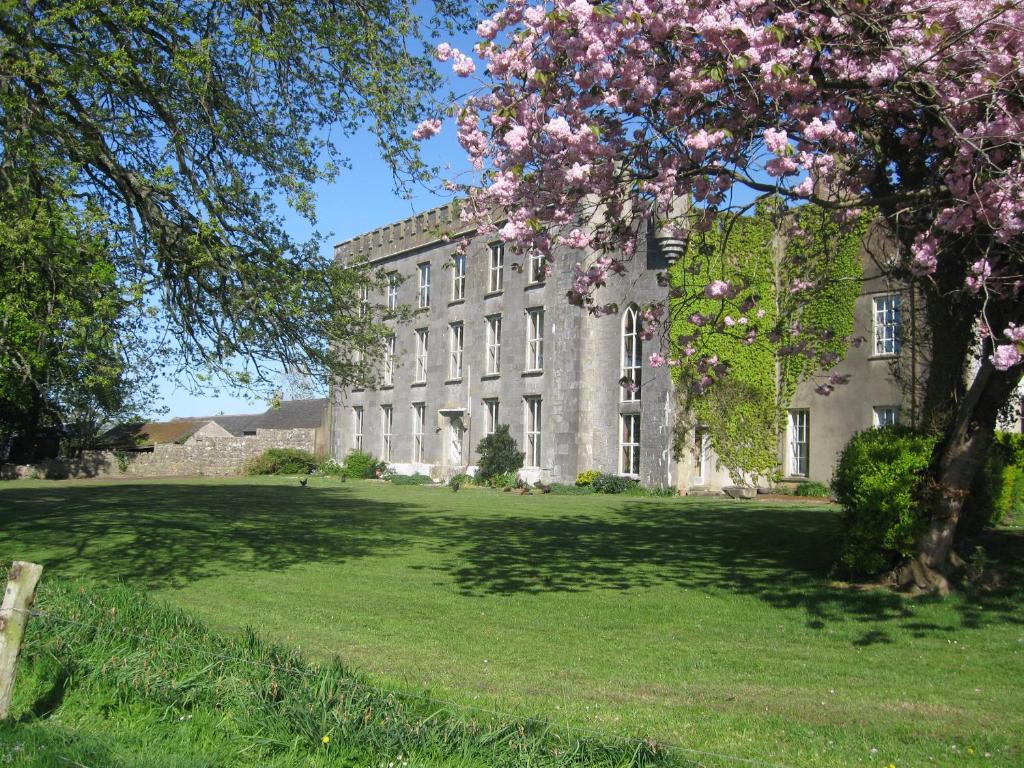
832,426,938,576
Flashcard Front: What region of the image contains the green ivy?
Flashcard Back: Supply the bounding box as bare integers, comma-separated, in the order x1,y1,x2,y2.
670,202,865,483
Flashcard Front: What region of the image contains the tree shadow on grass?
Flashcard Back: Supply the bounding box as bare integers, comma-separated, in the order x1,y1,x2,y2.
2,484,1021,637
423,500,1024,636
0,482,428,589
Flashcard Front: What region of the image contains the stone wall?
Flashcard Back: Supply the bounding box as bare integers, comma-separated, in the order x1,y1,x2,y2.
0,428,319,480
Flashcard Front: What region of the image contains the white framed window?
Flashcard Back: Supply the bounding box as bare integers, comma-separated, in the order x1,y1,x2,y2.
359,286,370,317
418,262,431,309
448,420,464,465
383,334,395,386
484,398,500,435
788,409,810,477
489,243,504,293
621,304,642,401
693,426,708,483
412,403,425,462
873,294,901,356
873,406,900,427
352,406,363,451
451,254,466,301
449,322,464,380
415,329,429,382
387,273,399,310
620,414,641,477
526,308,544,371
381,405,393,461
528,251,546,284
486,314,501,374
524,396,542,468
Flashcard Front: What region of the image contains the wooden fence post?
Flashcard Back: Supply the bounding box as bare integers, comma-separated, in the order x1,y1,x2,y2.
0,561,44,720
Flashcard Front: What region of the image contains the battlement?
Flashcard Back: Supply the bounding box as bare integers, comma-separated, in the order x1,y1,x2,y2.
333,202,472,264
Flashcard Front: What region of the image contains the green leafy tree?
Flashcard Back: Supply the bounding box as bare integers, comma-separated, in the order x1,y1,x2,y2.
0,0,460,450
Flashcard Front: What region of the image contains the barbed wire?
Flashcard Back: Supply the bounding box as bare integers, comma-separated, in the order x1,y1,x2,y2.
13,605,802,768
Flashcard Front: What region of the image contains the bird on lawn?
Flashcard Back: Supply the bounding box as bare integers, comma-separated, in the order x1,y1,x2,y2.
299,477,308,487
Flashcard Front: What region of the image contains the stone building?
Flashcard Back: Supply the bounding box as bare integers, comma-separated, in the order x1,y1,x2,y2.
330,205,912,491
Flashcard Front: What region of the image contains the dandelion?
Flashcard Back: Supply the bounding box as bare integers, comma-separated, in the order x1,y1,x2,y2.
322,734,331,745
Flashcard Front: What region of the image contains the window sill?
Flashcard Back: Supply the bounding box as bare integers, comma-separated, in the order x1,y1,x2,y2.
522,369,543,377
524,281,545,290
445,378,463,385
448,298,465,306
480,373,501,381
411,381,427,387
484,290,503,299
379,384,394,390
868,353,900,361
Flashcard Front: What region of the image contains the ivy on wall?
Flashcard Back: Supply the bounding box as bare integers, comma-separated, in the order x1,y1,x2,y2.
670,202,866,484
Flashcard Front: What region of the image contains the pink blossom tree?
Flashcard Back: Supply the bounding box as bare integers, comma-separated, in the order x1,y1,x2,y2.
426,0,1024,592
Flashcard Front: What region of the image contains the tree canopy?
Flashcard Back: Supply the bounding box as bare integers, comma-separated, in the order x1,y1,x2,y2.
1,0,458,453
425,0,1024,591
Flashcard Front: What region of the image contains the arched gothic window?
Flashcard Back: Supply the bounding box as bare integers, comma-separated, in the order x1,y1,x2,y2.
621,304,642,401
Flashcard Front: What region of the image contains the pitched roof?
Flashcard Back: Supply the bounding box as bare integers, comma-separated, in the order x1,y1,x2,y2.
208,398,328,436
101,419,208,449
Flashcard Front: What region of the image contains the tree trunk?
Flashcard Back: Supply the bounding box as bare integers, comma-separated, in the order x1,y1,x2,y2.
899,358,1024,594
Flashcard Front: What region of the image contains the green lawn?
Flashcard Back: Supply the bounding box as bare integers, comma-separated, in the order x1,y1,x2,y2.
2,476,1022,767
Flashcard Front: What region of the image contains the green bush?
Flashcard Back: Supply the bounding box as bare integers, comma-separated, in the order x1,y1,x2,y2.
489,470,520,490
475,424,525,481
591,473,639,494
316,457,346,477
448,472,475,489
245,448,319,475
960,432,1024,538
343,450,386,479
575,469,601,487
388,472,433,485
794,481,830,498
548,482,595,495
833,426,939,576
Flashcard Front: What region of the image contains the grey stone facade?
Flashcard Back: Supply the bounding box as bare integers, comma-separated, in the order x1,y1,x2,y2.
332,205,675,486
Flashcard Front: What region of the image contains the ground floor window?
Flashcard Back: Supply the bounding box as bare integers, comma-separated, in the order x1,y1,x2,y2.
693,426,708,483
352,407,363,451
620,414,640,476
412,403,425,463
788,410,809,477
524,396,542,468
484,398,499,436
873,406,900,427
381,405,393,462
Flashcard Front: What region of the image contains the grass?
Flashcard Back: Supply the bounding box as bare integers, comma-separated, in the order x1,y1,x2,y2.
2,476,1023,767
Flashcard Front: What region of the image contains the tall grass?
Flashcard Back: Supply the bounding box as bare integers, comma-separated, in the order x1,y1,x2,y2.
4,580,685,768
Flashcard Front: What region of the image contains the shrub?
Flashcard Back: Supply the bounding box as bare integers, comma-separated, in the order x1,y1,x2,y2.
244,448,319,475
316,457,346,477
832,426,939,576
489,470,519,490
548,482,595,495
448,473,475,489
794,481,830,498
389,473,433,485
591,473,639,494
475,424,525,481
343,450,386,479
575,469,601,487
960,432,1024,538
